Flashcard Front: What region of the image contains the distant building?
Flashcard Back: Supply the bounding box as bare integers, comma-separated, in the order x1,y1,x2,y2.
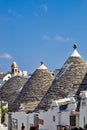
0,61,28,88
0,73,11,88
11,61,18,76
11,61,28,77
18,70,28,77
53,69,60,77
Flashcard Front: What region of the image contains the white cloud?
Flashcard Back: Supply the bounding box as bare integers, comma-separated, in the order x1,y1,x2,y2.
66,37,73,41
0,53,13,59
42,35,72,42
40,4,48,13
42,35,51,40
8,9,22,19
33,4,48,17
43,5,48,12
54,35,65,42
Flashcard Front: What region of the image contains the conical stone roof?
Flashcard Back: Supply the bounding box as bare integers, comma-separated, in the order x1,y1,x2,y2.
10,63,54,112
36,47,87,111
0,76,28,108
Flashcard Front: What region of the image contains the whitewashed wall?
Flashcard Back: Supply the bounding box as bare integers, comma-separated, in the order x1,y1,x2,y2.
5,97,77,130
0,74,11,88
3,74,11,81
12,112,27,130
39,108,58,130
39,97,76,130
7,112,35,130
79,98,87,128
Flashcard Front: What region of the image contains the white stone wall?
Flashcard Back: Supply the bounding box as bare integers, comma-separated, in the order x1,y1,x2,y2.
28,113,35,129
7,112,35,130
79,98,87,128
3,74,11,82
39,108,71,130
5,97,77,130
0,74,11,88
11,112,27,130
0,79,4,87
39,109,58,130
38,97,77,130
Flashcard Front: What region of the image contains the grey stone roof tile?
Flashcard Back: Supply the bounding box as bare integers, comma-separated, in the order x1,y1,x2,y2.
0,76,28,107
9,68,54,112
36,57,87,111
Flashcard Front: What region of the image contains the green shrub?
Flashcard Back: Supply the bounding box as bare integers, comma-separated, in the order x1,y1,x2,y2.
1,107,8,123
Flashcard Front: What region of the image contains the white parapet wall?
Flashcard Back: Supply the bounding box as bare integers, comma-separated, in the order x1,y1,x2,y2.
0,124,7,130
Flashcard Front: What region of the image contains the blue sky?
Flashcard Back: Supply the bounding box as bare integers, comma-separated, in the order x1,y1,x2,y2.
0,0,87,73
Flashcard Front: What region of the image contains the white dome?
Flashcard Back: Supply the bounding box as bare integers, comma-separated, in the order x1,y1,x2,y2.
38,64,48,70
71,49,81,57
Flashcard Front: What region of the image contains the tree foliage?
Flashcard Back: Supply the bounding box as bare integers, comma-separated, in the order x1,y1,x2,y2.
0,107,8,123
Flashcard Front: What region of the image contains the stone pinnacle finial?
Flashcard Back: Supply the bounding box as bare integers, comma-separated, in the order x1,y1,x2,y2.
73,44,77,49
40,61,44,65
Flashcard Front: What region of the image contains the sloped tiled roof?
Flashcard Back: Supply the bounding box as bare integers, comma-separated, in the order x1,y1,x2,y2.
0,76,28,108
10,63,54,112
36,48,87,111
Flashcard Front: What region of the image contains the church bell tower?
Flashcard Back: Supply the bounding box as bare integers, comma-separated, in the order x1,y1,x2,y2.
11,61,18,75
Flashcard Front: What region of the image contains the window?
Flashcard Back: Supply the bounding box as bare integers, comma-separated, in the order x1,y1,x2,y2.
82,101,86,107
59,104,68,111
8,76,10,79
84,117,85,126
70,115,76,126
53,116,55,122
12,118,18,130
